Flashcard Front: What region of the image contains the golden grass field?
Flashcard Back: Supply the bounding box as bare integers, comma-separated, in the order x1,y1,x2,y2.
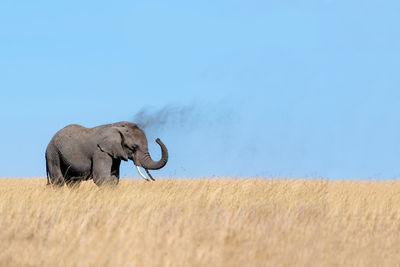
1,178,400,267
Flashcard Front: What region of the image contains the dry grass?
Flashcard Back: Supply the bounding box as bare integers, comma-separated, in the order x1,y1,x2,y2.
0,178,400,266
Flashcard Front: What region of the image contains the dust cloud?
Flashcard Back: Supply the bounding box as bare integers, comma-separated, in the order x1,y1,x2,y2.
132,104,200,133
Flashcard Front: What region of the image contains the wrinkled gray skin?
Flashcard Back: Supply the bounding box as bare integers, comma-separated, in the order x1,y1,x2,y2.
45,121,168,187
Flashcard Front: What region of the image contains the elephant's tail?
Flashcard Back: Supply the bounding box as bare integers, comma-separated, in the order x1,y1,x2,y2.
45,152,50,186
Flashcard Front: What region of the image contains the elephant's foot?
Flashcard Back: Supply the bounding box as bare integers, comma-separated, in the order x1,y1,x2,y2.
93,175,119,187
66,179,82,189
48,176,65,187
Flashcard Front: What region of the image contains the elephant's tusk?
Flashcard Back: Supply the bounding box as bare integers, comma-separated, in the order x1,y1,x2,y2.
145,168,155,181
136,166,149,181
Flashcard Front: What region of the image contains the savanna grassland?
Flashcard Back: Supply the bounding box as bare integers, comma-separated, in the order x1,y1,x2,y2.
1,178,400,267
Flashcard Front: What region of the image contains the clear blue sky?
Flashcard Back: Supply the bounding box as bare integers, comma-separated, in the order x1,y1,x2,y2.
1,1,399,179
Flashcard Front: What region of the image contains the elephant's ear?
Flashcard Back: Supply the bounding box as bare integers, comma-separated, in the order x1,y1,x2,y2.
97,128,129,161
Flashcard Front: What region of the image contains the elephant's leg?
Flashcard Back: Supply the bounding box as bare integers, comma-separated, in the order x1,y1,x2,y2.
92,151,119,186
111,159,121,178
46,150,65,187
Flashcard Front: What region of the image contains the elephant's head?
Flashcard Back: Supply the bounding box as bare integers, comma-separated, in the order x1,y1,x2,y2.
97,121,168,181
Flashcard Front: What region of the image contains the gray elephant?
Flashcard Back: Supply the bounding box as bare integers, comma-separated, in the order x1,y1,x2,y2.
45,121,168,187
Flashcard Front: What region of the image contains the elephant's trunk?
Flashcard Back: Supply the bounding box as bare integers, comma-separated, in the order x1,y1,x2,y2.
139,138,168,170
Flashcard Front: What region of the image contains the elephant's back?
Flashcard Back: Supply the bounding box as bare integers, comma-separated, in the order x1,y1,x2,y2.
49,124,94,153
51,124,88,140
56,124,88,134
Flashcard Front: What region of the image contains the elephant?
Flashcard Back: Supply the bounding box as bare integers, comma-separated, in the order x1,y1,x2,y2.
45,121,168,187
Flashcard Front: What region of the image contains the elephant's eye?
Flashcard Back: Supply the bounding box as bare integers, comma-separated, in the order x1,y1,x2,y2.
124,145,135,152
127,145,138,151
